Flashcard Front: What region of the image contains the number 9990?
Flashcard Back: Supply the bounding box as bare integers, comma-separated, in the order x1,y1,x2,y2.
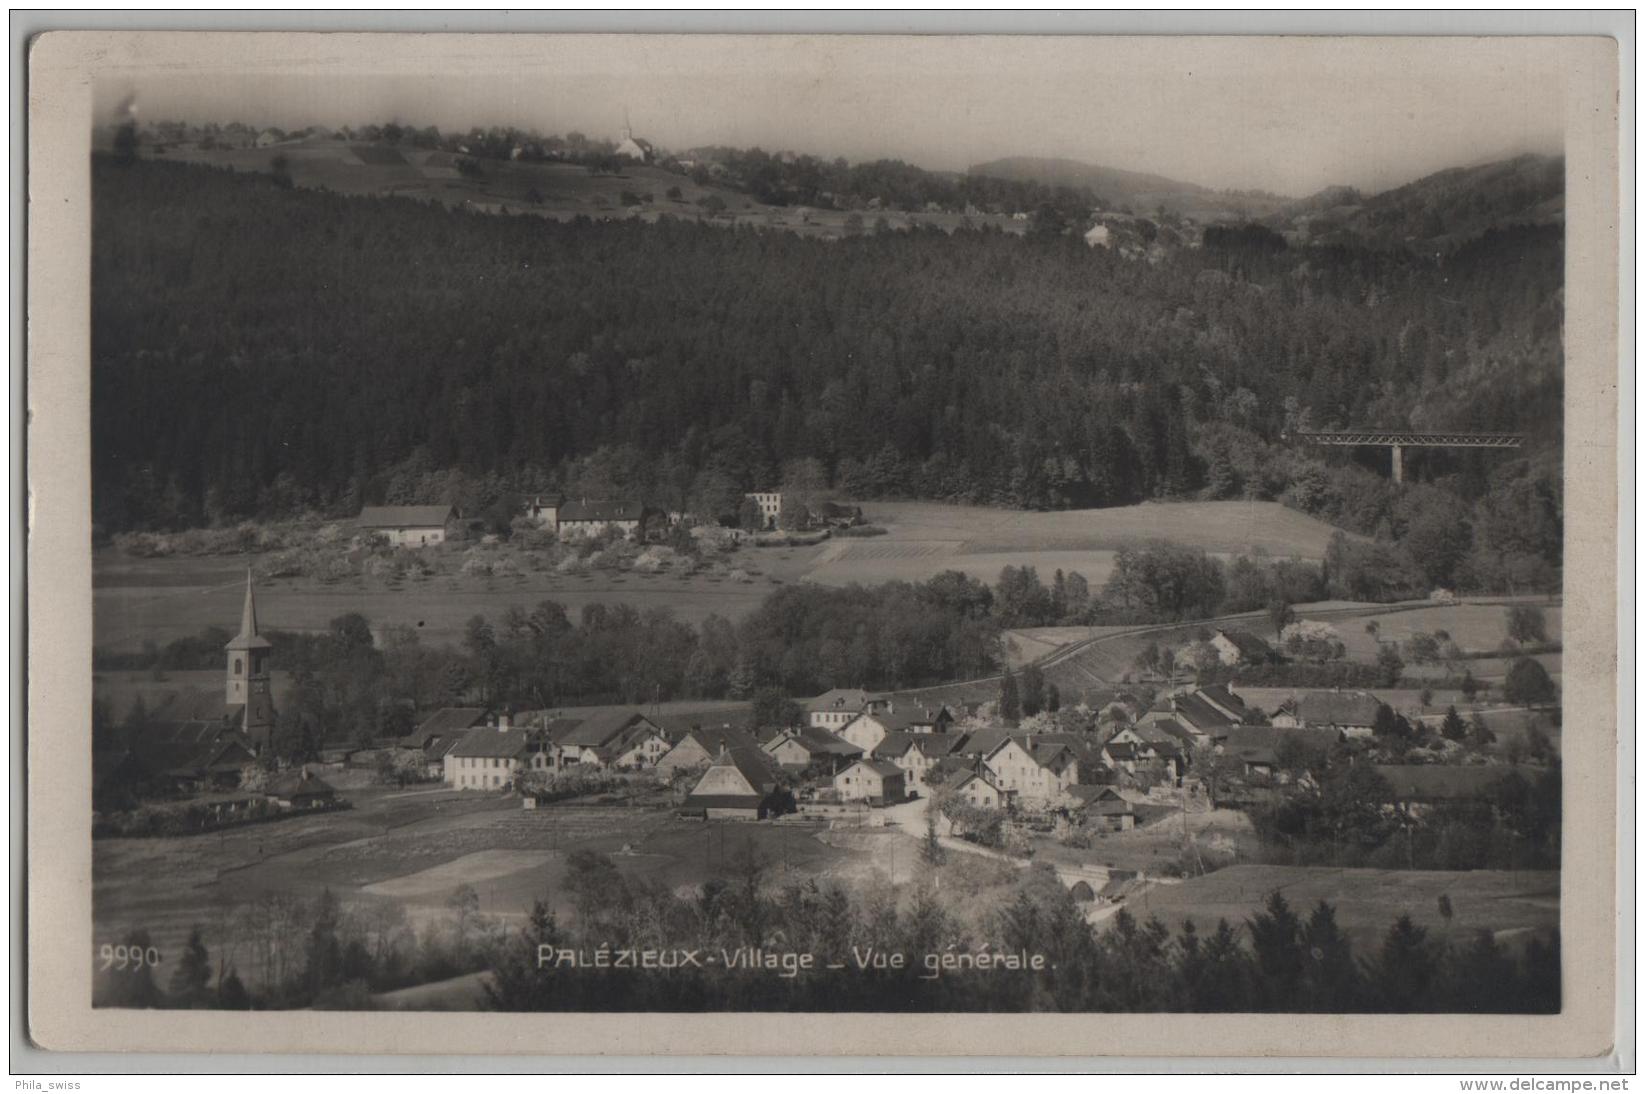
99,943,161,971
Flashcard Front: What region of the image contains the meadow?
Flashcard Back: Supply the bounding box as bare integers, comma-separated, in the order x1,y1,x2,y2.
94,499,1346,654
1132,863,1560,954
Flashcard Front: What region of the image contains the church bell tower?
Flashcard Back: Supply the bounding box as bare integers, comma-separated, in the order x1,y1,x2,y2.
225,569,276,749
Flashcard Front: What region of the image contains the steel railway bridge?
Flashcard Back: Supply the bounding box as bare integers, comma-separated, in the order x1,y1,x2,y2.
1285,430,1524,483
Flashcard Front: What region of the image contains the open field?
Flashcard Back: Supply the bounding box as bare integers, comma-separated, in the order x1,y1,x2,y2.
93,544,828,652
93,785,891,984
1306,602,1563,661
1130,864,1559,953
806,500,1345,591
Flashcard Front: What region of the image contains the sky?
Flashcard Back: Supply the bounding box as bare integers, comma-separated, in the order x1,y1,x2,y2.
93,34,1568,197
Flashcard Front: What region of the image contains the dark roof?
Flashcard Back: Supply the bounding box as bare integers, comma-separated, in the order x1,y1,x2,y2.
770,726,861,757
1215,629,1273,659
552,710,655,749
952,727,1014,757
843,759,904,779
1296,691,1384,726
680,727,781,788
558,499,644,523
872,731,964,760
805,688,882,714
951,771,1006,795
413,707,491,737
1171,693,1239,732
448,727,541,759
688,744,780,801
648,706,749,740
357,505,455,529
1197,683,1249,716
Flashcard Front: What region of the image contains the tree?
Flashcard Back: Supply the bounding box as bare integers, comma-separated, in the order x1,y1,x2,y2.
1376,642,1405,687
1460,669,1480,703
999,666,1021,723
921,807,946,866
737,496,766,531
1281,621,1345,663
168,925,213,1007
751,686,803,728
1020,663,1046,717
1267,599,1296,639
1503,657,1556,708
1046,683,1061,713
1506,604,1548,646
1440,705,1468,742
113,120,139,164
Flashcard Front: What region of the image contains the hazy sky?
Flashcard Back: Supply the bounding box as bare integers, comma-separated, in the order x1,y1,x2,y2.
94,34,1568,196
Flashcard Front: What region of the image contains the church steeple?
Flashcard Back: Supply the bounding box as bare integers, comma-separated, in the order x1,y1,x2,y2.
225,570,276,752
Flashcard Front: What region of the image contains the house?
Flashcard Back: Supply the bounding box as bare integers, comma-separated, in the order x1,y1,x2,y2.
546,710,670,771
833,760,906,805
1220,726,1339,781
1210,629,1273,667
838,703,955,754
1100,734,1185,783
744,492,783,530
444,724,550,790
682,745,783,820
982,737,1080,807
656,726,780,785
1273,691,1384,738
763,725,863,772
948,770,1010,810
357,505,458,548
524,494,561,529
806,688,888,732
255,129,282,148
1066,785,1136,830
1141,688,1240,745
872,732,966,796
397,706,492,778
556,499,645,540
128,722,258,795
264,768,337,809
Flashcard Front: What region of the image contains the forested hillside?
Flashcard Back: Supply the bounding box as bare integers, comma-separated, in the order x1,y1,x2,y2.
91,156,1564,589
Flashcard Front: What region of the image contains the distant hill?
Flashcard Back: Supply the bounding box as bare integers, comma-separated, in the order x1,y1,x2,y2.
967,156,1289,220
1289,154,1564,249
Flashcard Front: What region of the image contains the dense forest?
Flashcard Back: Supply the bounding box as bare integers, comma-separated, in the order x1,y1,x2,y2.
92,156,1565,589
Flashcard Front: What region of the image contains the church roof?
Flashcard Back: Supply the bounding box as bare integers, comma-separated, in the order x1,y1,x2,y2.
225,570,271,651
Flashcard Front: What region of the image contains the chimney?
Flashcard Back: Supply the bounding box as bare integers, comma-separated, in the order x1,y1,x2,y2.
498,712,512,731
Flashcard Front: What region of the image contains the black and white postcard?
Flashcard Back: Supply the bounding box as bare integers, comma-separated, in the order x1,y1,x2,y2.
23,28,1624,1061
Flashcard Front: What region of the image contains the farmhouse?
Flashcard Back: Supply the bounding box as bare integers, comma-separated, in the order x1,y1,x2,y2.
833,759,906,805
744,491,783,530
444,724,550,790
556,499,645,540
396,706,492,778
763,725,862,772
812,501,864,528
982,737,1080,807
1220,726,1339,782
357,504,458,548
524,494,561,528
1273,690,1384,738
264,768,337,810
838,703,954,754
1375,764,1518,815
682,746,782,820
128,722,258,795
657,726,779,784
547,710,670,771
872,732,966,796
806,688,888,731
1066,785,1136,830
1210,629,1274,666
614,134,655,163
949,770,1010,810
